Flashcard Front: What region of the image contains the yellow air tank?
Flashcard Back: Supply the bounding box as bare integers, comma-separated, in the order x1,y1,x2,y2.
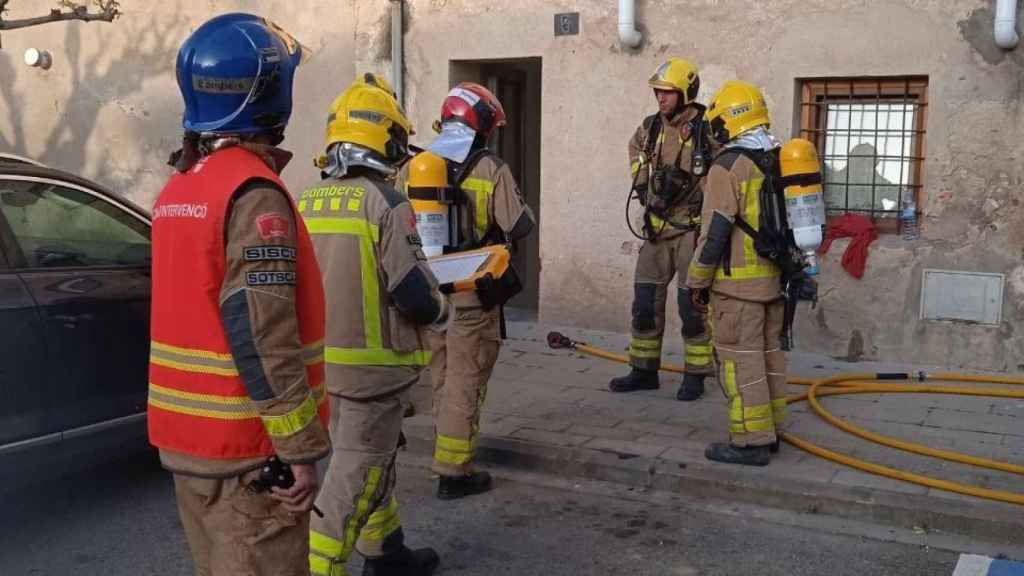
780,138,826,275
407,151,451,257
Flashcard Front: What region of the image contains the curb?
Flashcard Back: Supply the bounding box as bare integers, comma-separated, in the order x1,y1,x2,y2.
401,424,1024,547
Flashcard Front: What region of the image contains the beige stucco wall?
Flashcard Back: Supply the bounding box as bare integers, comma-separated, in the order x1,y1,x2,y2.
354,0,1024,371
0,0,360,207
2,1,1022,370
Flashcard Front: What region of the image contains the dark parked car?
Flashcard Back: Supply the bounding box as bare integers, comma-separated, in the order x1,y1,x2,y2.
0,161,152,484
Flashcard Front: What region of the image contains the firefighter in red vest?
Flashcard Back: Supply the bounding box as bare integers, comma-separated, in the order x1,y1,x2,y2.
149,14,330,575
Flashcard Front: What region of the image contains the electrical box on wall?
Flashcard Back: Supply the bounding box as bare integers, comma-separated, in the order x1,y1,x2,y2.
554,13,580,36
920,269,1004,325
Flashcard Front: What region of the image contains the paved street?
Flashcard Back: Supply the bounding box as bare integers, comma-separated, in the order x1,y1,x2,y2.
0,451,978,576
402,321,1024,515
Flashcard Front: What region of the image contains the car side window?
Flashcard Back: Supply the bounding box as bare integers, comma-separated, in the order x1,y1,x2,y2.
0,179,150,269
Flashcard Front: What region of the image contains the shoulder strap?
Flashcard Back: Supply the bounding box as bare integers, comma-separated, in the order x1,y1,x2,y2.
642,113,662,159
448,147,491,189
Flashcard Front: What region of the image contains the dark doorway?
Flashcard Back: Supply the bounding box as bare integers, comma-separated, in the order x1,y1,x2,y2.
449,58,542,316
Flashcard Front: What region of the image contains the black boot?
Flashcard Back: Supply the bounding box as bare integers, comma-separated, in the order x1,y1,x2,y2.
437,470,493,500
608,367,659,393
770,439,780,454
676,373,705,402
705,442,771,466
362,546,440,576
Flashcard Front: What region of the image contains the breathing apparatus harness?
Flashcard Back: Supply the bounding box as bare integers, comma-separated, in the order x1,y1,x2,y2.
626,104,713,243
419,146,522,331
715,146,820,350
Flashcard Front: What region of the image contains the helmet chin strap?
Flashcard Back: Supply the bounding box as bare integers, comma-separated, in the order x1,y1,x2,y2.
670,96,689,120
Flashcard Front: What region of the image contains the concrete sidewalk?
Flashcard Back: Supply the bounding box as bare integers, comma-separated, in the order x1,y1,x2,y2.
401,320,1024,547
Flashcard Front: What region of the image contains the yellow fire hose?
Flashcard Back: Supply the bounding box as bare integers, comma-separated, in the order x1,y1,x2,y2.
546,332,1024,505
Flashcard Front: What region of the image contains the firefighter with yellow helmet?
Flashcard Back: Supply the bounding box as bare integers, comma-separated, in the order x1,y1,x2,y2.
301,79,447,575
610,58,715,401
685,80,788,466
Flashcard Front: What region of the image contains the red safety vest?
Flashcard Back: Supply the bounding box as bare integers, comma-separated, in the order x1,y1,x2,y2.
147,146,327,460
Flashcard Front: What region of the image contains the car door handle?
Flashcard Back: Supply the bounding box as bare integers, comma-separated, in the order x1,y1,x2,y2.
51,313,95,327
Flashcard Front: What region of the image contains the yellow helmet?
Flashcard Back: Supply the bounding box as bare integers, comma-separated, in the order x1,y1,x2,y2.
323,81,413,162
408,151,448,189
648,58,700,105
706,80,770,144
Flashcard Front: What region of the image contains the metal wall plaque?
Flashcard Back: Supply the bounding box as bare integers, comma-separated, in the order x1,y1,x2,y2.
920,269,1004,325
554,13,580,36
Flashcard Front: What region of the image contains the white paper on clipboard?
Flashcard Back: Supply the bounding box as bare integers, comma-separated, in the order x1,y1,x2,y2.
428,252,490,285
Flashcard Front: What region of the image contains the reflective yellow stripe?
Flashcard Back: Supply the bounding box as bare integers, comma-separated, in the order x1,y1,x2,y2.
685,343,713,366
309,531,349,576
313,199,325,212
630,161,642,176
717,263,780,280
149,382,326,421
262,391,319,438
629,348,661,359
149,341,239,375
461,177,494,239
148,397,258,420
324,347,431,367
152,340,322,374
303,340,325,366
149,355,239,376
344,467,383,556
298,200,308,213
309,555,348,576
688,261,716,280
436,435,473,453
435,434,475,465
149,382,252,406
303,217,380,242
359,497,401,542
358,235,382,349
310,530,343,558
744,403,774,432
717,176,779,281
742,177,763,271
649,213,699,231
303,216,384,350
723,361,746,434
330,197,342,211
772,398,788,425
686,343,712,355
151,341,233,362
630,337,662,359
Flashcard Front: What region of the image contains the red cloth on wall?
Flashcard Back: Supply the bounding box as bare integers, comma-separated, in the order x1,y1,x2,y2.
818,214,878,279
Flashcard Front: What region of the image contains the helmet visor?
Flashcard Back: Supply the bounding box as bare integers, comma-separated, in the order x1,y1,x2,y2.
427,121,476,164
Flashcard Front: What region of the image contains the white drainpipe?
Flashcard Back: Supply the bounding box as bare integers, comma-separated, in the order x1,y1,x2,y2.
391,0,405,106
995,0,1019,50
618,0,643,49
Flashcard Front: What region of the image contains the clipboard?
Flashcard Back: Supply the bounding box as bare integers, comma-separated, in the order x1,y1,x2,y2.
427,245,512,294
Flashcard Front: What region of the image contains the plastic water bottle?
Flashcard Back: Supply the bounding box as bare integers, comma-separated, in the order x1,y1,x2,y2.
901,192,918,241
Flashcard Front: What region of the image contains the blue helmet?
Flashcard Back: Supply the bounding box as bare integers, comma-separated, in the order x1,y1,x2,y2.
176,13,305,135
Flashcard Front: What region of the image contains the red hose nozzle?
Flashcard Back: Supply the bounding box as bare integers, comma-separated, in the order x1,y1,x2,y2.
547,331,574,350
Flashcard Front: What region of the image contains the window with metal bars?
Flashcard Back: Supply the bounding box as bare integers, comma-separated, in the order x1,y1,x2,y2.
798,77,928,233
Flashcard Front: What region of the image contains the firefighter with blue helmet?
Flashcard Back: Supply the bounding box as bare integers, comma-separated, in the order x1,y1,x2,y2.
151,13,330,575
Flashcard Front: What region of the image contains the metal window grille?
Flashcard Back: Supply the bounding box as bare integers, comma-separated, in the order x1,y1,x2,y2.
799,77,928,233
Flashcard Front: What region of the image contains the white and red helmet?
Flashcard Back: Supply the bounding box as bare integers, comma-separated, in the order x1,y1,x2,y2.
439,82,506,138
